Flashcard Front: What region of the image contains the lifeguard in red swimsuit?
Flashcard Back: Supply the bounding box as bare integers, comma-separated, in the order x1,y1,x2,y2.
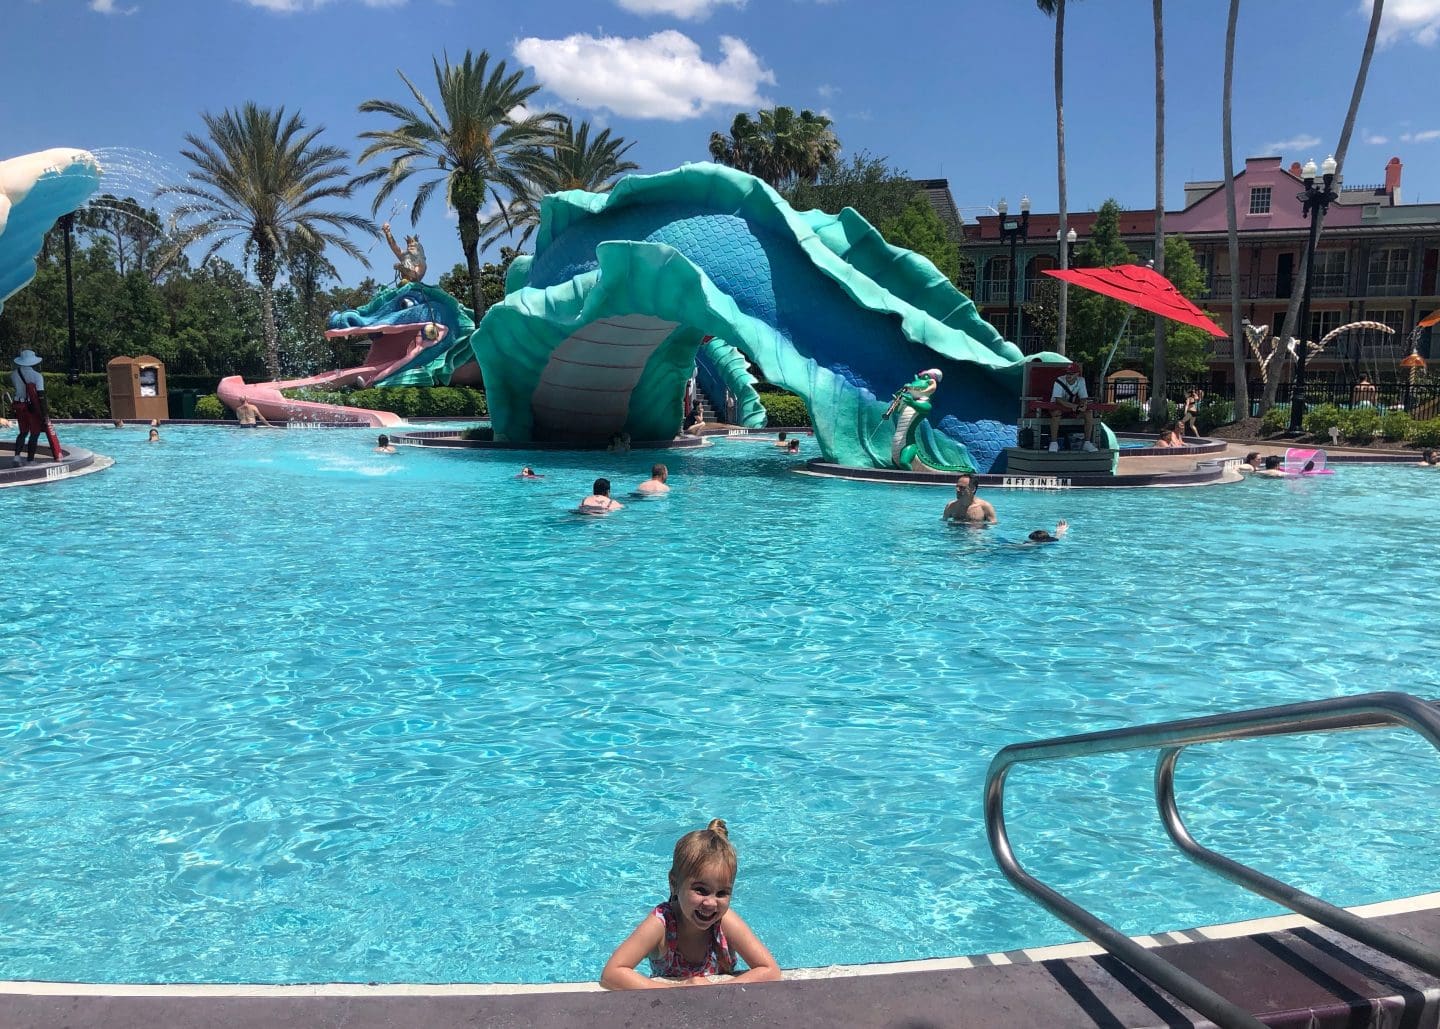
9,349,62,466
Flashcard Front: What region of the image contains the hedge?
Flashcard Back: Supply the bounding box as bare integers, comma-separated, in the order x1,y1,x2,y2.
759,392,810,427
281,385,487,418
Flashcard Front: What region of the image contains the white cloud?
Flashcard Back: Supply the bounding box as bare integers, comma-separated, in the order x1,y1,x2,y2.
513,30,774,121
1263,133,1322,154
817,83,839,99
90,0,139,13
615,0,744,18
1363,130,1389,144
1372,0,1440,46
1401,128,1440,142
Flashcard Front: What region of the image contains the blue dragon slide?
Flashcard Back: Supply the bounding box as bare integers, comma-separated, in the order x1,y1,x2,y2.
474,164,1063,472
337,164,1064,472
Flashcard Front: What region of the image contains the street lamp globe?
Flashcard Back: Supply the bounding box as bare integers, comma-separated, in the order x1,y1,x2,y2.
1020,195,1031,213
1066,228,1078,244
1321,154,1338,177
1301,158,1319,180
997,197,1007,216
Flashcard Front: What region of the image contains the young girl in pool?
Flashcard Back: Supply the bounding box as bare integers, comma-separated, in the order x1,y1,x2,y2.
600,819,781,989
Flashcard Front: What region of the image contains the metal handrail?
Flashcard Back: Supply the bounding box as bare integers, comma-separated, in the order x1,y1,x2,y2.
984,691,1440,1029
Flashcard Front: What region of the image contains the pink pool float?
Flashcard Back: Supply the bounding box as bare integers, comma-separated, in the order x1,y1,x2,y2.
1283,447,1334,476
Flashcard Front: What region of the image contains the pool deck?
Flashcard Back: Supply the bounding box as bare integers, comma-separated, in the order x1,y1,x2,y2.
4,896,1437,1028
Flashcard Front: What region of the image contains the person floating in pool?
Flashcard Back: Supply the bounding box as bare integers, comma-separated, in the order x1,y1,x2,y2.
773,431,789,449
942,474,996,525
785,438,801,455
1026,520,1068,544
1417,449,1439,467
636,463,670,495
601,818,781,990
147,428,161,444
374,434,396,454
578,477,624,515
518,466,543,479
1239,451,1262,472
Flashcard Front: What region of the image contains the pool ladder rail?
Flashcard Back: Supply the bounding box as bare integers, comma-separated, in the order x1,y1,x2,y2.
984,691,1440,1029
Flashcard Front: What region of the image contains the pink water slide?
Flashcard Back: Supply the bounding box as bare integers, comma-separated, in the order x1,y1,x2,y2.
216,323,447,427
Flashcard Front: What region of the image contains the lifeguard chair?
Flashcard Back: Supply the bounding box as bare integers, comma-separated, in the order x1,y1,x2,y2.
1003,360,1118,477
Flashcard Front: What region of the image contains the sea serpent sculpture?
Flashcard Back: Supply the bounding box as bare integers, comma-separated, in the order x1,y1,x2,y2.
883,368,964,471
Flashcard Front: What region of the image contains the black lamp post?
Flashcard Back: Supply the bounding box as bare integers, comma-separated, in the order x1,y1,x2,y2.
1288,155,1339,432
1057,226,1078,264
997,195,1030,344
61,213,79,384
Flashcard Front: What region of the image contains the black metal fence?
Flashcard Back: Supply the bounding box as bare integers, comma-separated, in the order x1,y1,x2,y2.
1143,379,1440,419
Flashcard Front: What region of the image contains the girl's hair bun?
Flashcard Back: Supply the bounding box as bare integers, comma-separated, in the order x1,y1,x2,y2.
706,818,729,839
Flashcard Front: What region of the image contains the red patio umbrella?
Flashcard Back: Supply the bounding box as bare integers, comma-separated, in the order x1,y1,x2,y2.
1044,264,1227,338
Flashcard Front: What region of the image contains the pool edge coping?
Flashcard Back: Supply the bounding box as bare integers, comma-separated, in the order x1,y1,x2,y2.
4,890,1436,998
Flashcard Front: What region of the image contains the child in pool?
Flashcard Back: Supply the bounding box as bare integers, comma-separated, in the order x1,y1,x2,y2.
601,819,781,990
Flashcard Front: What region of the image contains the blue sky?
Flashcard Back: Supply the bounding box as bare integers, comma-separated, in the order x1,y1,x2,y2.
5,0,1439,285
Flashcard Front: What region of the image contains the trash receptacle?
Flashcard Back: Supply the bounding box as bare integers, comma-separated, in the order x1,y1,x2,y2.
108,356,168,422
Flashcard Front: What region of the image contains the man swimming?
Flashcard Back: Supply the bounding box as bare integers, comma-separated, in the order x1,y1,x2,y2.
635,464,670,495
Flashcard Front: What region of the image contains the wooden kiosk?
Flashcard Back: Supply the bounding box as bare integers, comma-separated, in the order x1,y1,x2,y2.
1003,361,1118,477
107,356,168,422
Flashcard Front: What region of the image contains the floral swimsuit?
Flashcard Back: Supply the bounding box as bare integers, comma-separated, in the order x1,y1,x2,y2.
647,900,738,978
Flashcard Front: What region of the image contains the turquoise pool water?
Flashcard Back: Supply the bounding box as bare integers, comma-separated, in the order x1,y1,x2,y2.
2,424,1437,985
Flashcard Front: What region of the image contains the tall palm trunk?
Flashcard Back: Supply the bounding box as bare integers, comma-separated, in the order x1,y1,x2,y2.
1054,0,1070,356
1267,0,1385,414
1150,0,1167,427
1222,0,1249,420
256,246,280,379
458,206,485,320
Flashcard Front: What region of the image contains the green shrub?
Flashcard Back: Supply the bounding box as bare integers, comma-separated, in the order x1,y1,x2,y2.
760,392,810,427
193,394,226,419
416,385,486,418
1259,405,1289,435
279,384,487,418
1380,410,1413,441
1409,418,1440,448
1339,406,1380,444
1302,403,1346,440
45,380,109,418
1102,401,1144,431
1196,396,1236,435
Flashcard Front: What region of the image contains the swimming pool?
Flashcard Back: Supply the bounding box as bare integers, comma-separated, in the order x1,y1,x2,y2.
3,424,1437,985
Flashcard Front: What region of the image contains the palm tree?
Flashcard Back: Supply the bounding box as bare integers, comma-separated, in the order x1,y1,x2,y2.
160,103,372,379
1266,0,1384,414
478,118,640,252
1150,0,1168,428
355,50,561,319
1221,0,1249,420
708,107,839,189
1036,0,1071,355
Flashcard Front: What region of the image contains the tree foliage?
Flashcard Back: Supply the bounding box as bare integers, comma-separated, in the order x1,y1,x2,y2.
880,194,961,283
782,151,924,232
355,50,561,320
478,118,639,252
160,103,372,379
709,107,840,190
